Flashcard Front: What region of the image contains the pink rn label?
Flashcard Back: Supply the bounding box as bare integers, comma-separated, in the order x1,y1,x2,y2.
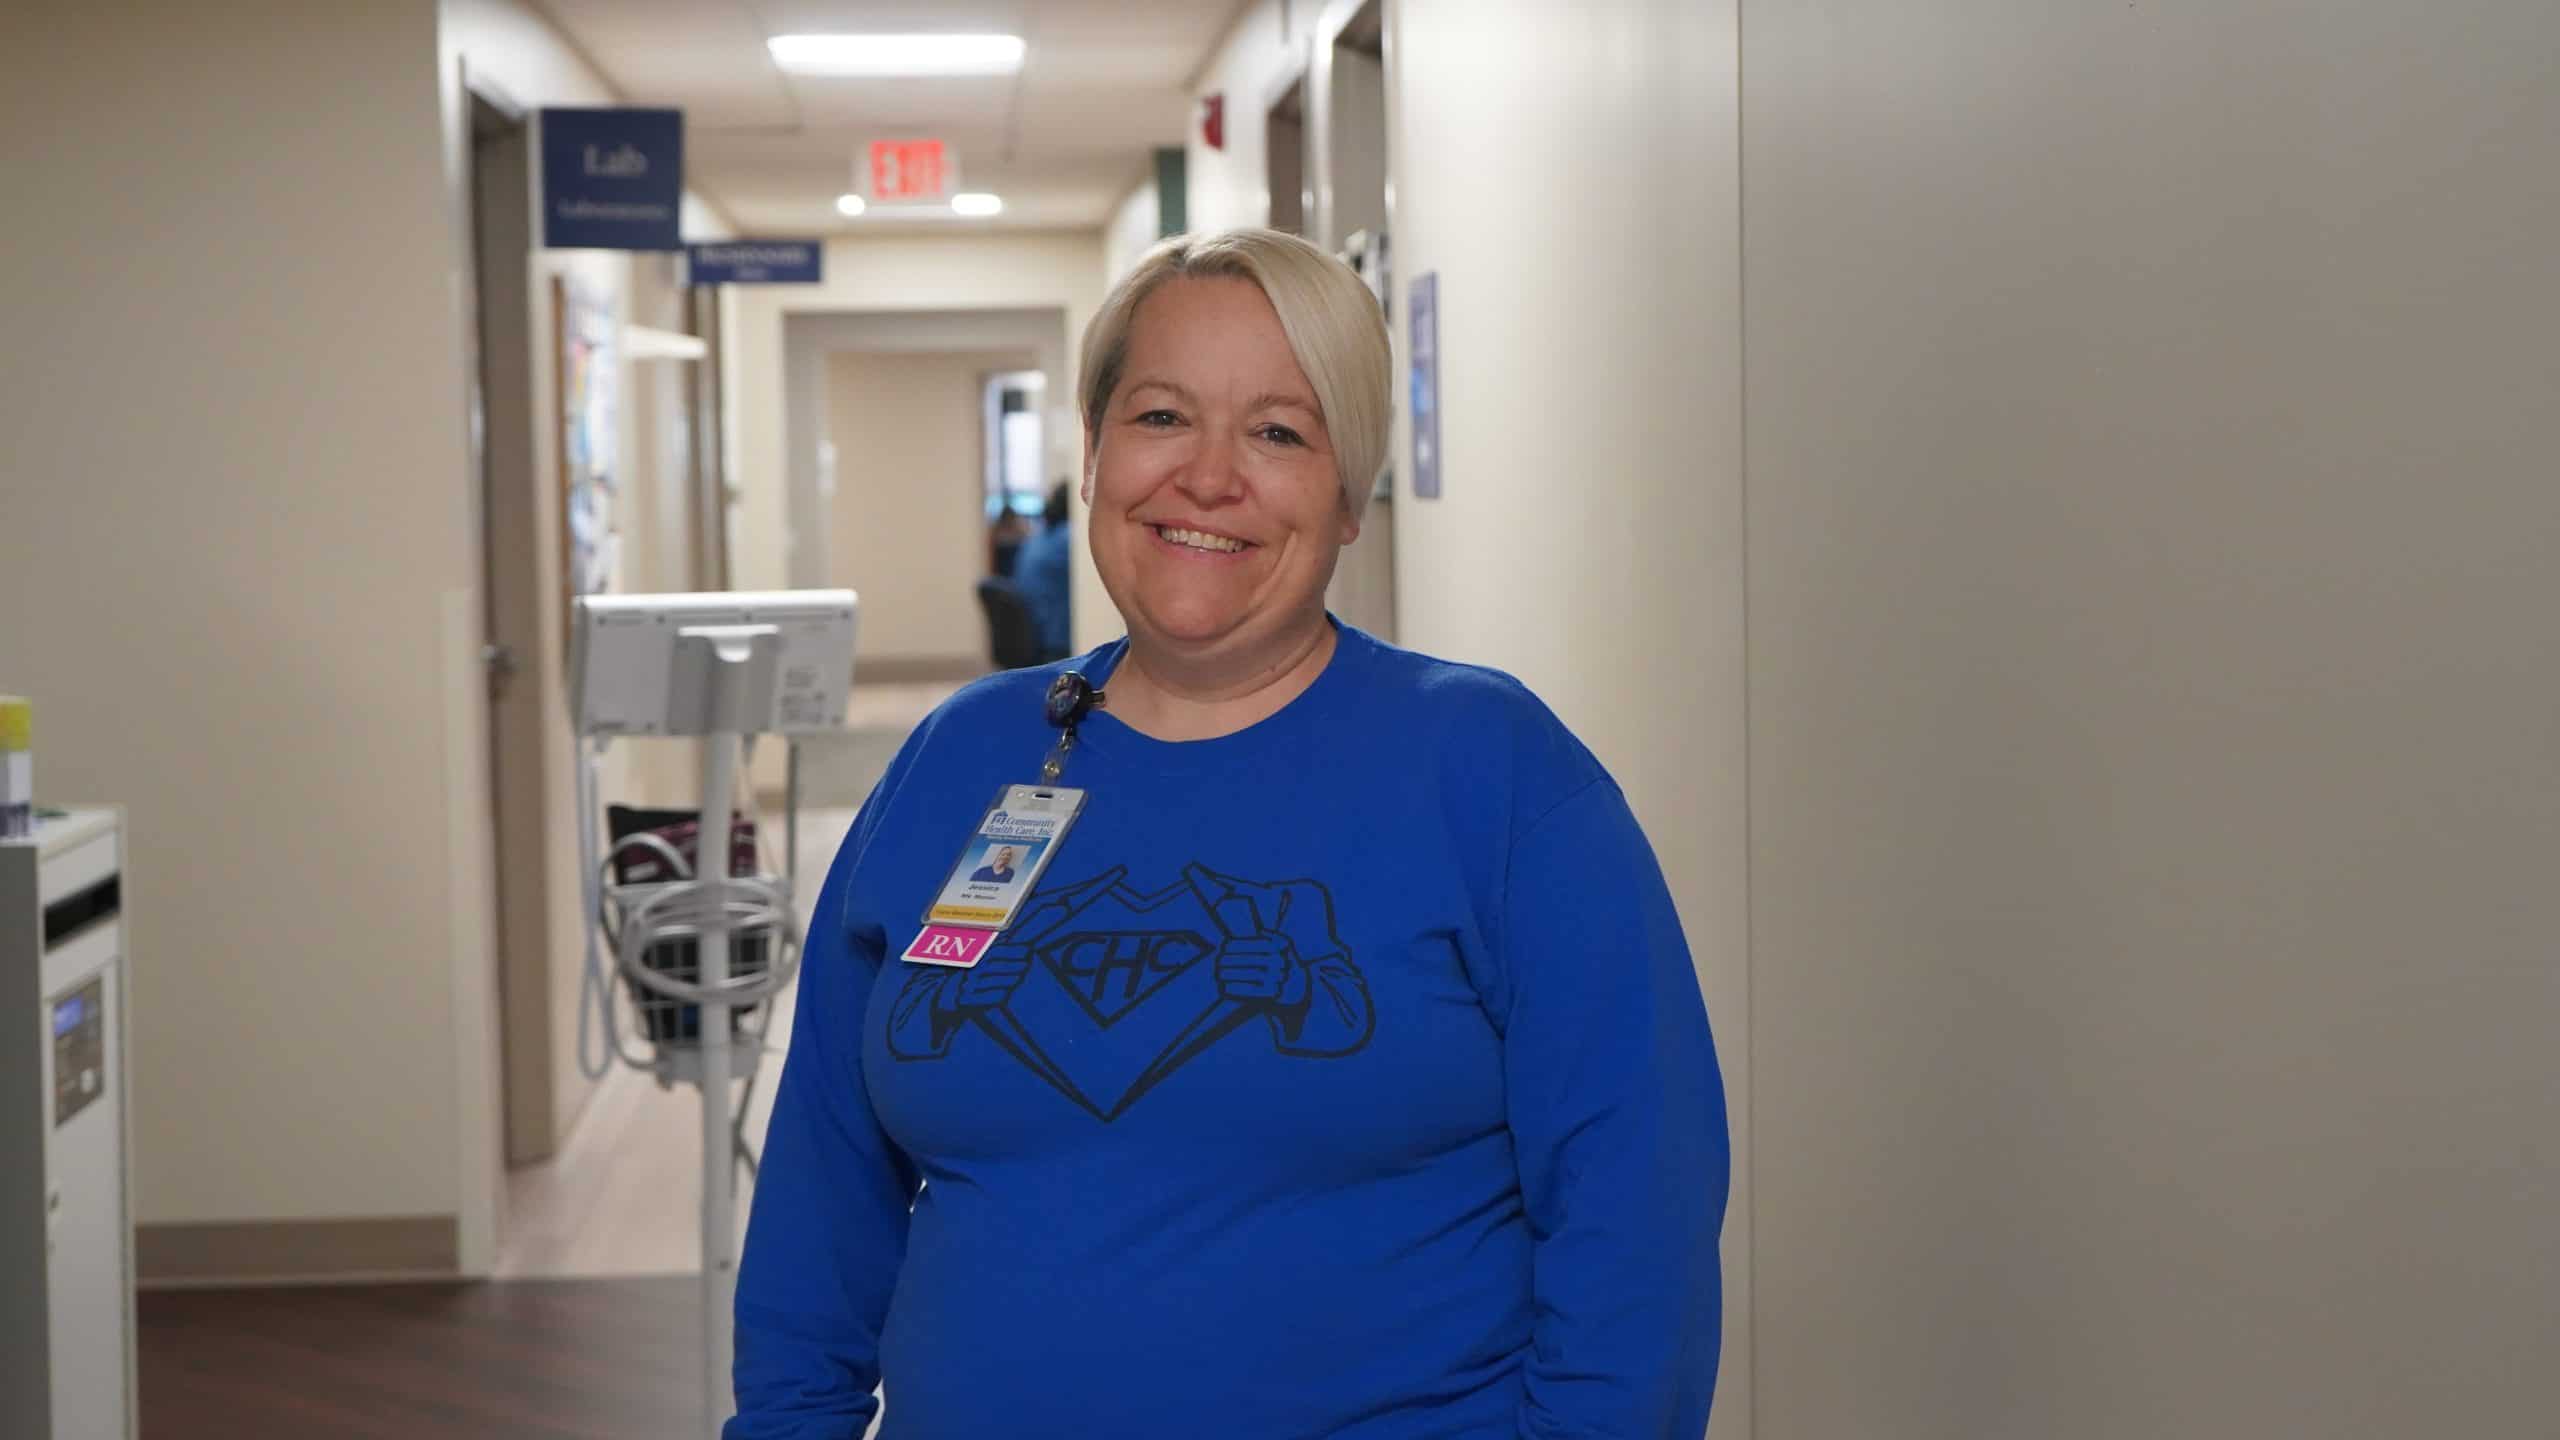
901,924,993,968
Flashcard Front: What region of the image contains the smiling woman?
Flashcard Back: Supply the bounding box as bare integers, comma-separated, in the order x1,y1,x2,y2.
728,228,1730,1440
1069,229,1393,739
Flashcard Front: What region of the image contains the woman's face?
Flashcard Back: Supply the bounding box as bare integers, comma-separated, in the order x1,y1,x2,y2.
1085,276,1355,659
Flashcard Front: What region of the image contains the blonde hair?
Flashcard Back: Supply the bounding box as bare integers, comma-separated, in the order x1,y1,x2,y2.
1080,228,1392,526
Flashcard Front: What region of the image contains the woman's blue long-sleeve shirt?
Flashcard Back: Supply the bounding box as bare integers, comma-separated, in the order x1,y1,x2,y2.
728,624,1728,1438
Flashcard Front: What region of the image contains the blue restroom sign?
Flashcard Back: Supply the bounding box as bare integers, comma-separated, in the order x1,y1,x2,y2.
540,107,684,251
687,241,824,285
1409,271,1441,499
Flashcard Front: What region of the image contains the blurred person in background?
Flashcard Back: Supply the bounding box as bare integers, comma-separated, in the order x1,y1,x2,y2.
1014,480,1075,660
986,505,1033,578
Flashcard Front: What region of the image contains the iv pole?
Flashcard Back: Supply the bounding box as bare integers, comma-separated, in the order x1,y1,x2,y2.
689,626,749,1436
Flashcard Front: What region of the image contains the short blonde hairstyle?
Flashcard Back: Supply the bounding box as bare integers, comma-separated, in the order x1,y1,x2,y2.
1081,228,1392,526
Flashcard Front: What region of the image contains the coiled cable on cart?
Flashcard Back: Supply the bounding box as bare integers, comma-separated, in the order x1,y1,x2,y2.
599,831,804,1178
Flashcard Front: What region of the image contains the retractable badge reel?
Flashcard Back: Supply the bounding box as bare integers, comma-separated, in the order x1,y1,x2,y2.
899,671,1105,969
1041,670,1104,783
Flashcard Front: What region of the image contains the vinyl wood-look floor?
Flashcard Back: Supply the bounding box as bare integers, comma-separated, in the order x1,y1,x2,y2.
139,1276,705,1440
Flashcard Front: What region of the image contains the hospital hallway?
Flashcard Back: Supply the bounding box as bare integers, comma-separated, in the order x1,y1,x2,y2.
9,1,2560,1438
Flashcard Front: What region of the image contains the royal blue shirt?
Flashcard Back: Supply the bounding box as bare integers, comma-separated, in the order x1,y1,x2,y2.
729,623,1728,1439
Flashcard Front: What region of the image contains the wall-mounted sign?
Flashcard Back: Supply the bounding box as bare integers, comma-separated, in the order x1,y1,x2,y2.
1410,271,1441,500
687,241,823,285
540,107,684,251
1155,148,1188,237
868,139,951,203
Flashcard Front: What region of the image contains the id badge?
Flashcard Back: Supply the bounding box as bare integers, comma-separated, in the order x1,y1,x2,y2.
901,784,1085,968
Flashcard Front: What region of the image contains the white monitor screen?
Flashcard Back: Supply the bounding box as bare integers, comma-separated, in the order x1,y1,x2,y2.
572,590,858,738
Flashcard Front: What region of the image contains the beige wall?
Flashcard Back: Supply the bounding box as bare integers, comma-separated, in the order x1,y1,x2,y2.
1742,2,2560,1437
444,0,631,1173
620,256,704,604
1102,177,1163,286
1387,3,1751,1432
1185,0,1304,236
0,2,480,1235
825,350,1038,666
613,258,711,818
0,0,740,1277
1179,0,1400,644
441,0,737,1169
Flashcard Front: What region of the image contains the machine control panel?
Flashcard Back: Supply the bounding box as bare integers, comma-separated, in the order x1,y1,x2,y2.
52,978,103,1128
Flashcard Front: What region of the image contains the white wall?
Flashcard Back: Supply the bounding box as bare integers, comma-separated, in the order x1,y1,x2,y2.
826,349,1039,664
0,2,480,1237
728,232,1110,650
1741,3,2560,1436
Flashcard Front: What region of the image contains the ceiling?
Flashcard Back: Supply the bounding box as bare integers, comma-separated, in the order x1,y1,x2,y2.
532,0,1246,234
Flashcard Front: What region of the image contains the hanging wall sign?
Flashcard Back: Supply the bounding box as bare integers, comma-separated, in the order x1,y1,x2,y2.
540,107,685,251
687,241,823,285
1410,271,1441,499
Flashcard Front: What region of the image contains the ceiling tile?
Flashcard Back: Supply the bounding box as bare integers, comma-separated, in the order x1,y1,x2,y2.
530,0,1242,232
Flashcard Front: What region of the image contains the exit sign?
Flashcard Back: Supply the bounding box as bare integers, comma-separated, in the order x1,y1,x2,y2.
869,140,950,202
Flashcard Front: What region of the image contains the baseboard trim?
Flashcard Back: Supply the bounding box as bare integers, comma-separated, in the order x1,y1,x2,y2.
137,1216,460,1288
854,655,988,685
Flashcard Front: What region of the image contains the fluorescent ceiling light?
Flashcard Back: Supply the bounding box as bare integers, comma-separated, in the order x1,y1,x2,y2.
834,193,867,217
768,34,1026,77
950,192,1004,217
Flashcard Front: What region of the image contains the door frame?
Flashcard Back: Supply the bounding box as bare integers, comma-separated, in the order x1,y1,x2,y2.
460,65,560,1183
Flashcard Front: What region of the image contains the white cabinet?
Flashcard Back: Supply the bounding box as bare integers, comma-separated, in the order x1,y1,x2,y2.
4,808,136,1440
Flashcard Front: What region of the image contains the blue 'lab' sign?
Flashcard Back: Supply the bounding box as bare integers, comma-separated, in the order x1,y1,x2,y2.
540,108,684,251
1409,271,1441,499
687,241,824,285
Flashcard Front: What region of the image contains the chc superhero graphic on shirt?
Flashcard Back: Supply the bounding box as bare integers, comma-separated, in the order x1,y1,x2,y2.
888,861,1375,1122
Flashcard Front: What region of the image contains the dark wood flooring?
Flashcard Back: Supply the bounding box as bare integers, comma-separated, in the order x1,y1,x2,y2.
140,1276,707,1439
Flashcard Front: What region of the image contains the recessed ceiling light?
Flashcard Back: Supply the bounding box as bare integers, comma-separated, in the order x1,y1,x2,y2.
950,192,1004,217
835,193,867,217
768,34,1027,78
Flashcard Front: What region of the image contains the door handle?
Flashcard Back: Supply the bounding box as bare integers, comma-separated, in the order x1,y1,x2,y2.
482,642,520,698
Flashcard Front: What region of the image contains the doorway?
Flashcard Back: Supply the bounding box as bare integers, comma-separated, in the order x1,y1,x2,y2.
1313,0,1396,640
1267,77,1307,236
465,90,554,1170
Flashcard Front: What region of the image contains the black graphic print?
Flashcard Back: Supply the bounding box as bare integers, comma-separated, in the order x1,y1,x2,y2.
888,862,1374,1122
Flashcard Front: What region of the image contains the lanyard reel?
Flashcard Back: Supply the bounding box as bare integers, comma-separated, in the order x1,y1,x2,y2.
898,671,1104,970
1041,670,1105,784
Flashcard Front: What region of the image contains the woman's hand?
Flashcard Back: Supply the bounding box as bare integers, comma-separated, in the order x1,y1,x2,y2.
1213,932,1310,1007
943,946,1034,1014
